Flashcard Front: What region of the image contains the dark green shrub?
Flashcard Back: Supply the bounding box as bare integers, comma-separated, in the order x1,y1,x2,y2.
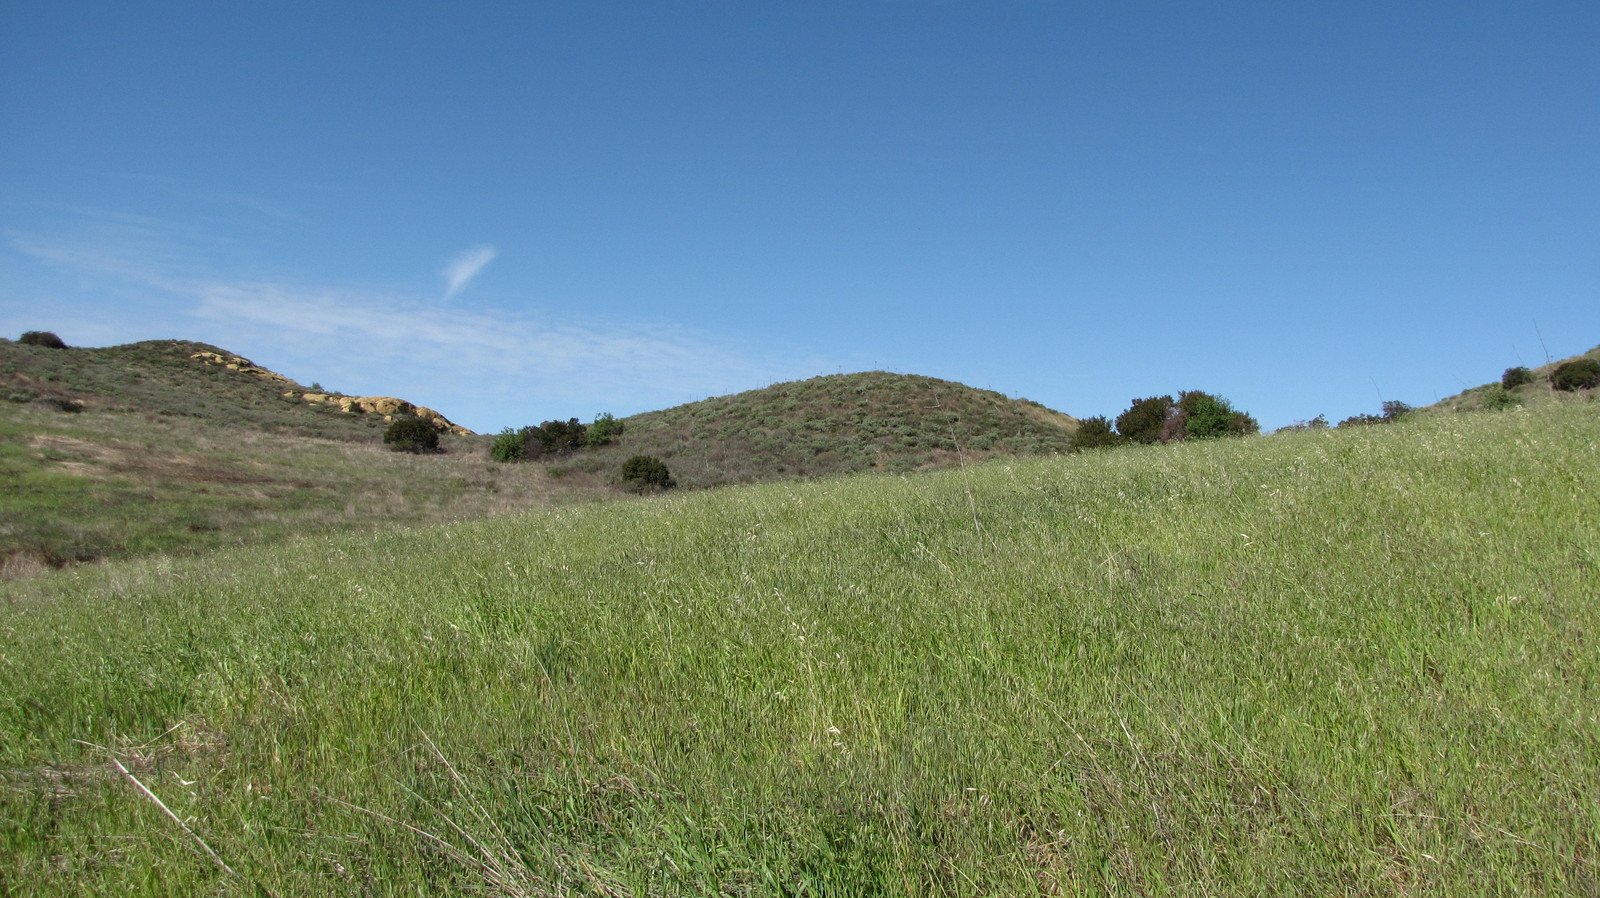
1337,412,1386,428
19,331,67,349
522,418,587,457
1550,358,1600,391
586,412,624,447
621,455,675,492
1070,416,1122,451
1381,400,1413,421
1114,396,1173,444
384,416,440,453
1501,367,1534,390
489,427,524,462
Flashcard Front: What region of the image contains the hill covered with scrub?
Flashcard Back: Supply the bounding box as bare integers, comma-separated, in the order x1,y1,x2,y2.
0,337,467,438
547,370,1079,489
1,398,1596,894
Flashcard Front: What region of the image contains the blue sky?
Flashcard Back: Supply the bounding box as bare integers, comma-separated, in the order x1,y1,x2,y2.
3,1,1596,433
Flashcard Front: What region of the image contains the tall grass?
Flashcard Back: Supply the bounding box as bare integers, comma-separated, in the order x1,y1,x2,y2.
2,403,1597,895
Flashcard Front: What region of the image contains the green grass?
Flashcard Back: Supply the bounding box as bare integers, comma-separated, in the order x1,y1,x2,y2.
0,400,603,576
3,400,1596,895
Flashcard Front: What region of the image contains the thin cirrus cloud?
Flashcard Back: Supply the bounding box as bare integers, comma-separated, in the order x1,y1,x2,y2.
442,245,497,298
4,226,828,430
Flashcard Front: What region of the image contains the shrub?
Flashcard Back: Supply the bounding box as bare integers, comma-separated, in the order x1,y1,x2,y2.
1070,416,1122,451
522,418,587,457
1114,396,1173,444
1337,413,1386,428
1381,400,1413,421
383,416,440,453
621,455,675,492
19,331,67,349
1171,390,1260,441
1501,367,1534,390
1278,415,1329,432
489,427,524,462
1480,385,1520,411
586,412,624,447
1550,358,1600,392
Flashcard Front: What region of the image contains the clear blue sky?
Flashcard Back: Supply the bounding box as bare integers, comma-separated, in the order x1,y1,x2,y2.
3,1,1596,432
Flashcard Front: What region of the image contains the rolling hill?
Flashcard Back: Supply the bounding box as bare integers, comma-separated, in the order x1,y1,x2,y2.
0,339,1084,575
549,371,1080,489
3,396,1595,894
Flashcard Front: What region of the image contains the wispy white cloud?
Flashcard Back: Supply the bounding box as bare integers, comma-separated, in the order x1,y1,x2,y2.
5,225,831,431
441,245,496,298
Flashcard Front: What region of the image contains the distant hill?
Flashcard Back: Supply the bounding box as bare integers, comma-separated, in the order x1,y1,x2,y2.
548,371,1080,489
1426,343,1600,414
0,338,468,437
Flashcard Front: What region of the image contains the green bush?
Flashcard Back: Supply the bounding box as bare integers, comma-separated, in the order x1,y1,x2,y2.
1501,367,1534,390
1549,358,1600,392
621,455,675,492
1381,400,1413,421
1179,391,1260,440
1480,385,1520,411
383,416,440,453
1114,396,1173,444
1070,416,1122,451
586,412,624,447
19,331,67,349
522,418,587,457
489,428,524,462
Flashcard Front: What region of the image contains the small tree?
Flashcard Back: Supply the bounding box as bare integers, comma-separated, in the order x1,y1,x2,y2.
1381,400,1413,422
586,412,624,447
489,427,524,462
1178,391,1259,440
522,418,587,457
19,331,67,349
1114,396,1173,444
384,416,440,453
621,455,675,492
1501,367,1534,390
1070,416,1123,451
1550,358,1600,391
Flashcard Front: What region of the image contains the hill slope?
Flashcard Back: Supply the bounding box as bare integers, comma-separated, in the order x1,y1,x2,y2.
0,338,568,576
1426,343,1600,414
552,371,1080,489
0,338,468,438
2,402,1595,894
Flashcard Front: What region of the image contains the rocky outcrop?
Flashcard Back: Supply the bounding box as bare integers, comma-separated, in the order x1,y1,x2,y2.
282,390,473,435
190,349,472,435
190,350,293,385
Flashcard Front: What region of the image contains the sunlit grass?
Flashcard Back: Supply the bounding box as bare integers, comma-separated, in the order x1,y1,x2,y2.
2,402,1597,895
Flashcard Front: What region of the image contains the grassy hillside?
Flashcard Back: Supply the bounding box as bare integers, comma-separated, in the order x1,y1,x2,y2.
3,401,1595,895
1,337,466,438
1426,343,1600,414
0,339,595,576
550,371,1079,489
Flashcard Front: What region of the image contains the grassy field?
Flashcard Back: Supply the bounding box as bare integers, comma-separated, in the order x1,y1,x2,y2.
0,400,613,577
3,397,1596,895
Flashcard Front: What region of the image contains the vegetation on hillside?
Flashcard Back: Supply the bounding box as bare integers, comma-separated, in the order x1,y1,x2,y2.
544,371,1079,490
1427,343,1600,414
2,402,1595,894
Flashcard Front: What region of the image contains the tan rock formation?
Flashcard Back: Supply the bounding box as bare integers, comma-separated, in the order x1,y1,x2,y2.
189,349,472,434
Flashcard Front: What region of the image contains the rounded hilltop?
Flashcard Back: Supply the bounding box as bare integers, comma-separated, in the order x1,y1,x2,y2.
544,370,1080,489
